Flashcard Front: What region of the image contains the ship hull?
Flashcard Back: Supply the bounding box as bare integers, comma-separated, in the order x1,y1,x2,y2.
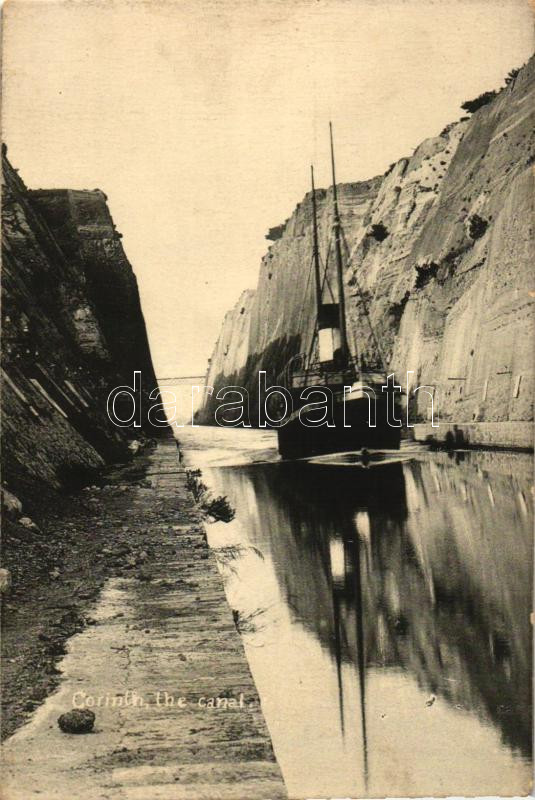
277,394,401,460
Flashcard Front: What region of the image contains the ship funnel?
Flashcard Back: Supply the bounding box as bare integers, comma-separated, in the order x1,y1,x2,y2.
318,303,342,365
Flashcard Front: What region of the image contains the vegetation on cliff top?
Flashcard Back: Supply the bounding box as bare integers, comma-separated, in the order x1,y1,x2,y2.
460,65,523,114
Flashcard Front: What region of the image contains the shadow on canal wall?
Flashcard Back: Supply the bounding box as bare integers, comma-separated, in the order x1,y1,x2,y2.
1,147,164,511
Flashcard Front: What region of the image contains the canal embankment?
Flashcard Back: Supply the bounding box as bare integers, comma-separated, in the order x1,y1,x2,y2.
412,421,534,451
2,436,286,800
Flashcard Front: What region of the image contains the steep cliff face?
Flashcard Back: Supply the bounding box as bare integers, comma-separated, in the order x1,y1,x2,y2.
200,58,534,430
1,150,160,505
204,289,255,391
29,188,156,384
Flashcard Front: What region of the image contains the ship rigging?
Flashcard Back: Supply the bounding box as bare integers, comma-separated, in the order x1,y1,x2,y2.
275,124,401,459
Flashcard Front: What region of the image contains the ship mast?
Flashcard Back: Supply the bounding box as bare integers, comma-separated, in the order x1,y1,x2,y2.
310,165,323,317
329,122,349,366
354,534,369,789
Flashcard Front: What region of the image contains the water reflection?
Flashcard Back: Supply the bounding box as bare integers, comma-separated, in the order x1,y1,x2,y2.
181,429,532,798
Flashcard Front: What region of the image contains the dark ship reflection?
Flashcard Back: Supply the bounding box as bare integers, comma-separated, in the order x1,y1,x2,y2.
218,453,532,773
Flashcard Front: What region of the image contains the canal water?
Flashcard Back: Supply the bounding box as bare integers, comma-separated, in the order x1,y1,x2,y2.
178,425,532,798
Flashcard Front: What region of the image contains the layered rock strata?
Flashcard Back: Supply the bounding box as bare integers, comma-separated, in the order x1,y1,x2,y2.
2,149,160,503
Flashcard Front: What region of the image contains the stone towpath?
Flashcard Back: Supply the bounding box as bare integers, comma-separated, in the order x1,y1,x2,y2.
2,438,286,800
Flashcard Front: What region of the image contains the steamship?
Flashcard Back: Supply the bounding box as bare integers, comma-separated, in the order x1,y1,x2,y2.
276,125,401,460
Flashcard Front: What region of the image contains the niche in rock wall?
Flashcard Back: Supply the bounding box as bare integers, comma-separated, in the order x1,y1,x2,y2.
415,261,438,289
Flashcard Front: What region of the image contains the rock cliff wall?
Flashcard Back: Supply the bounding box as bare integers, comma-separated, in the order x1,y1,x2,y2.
200,58,534,433
1,149,160,507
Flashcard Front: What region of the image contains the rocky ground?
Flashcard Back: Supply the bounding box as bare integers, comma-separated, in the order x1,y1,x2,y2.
1,437,285,799
1,443,160,741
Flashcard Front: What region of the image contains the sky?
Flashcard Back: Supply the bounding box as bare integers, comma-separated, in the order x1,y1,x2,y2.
3,0,534,376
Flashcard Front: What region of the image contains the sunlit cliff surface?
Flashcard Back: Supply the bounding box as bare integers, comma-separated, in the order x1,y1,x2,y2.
200,58,534,430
